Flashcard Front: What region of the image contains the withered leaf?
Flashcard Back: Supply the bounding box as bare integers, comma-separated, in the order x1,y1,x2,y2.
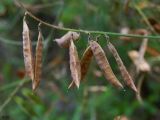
128,50,150,72
89,40,123,89
107,42,137,93
22,18,34,81
69,40,81,88
55,31,80,48
33,29,43,91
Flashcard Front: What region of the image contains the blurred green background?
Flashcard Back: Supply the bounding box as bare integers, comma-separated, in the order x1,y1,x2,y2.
0,0,160,120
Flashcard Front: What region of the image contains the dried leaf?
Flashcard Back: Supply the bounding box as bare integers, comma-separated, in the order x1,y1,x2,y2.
22,18,34,81
89,40,123,89
55,31,80,48
107,42,137,93
69,40,81,88
33,29,43,90
128,32,150,73
128,50,150,72
68,46,93,88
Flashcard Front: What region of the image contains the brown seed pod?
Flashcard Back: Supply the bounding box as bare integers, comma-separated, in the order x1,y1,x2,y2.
68,46,93,88
22,17,34,81
80,46,93,80
89,40,123,89
55,31,80,48
69,39,81,88
107,42,137,93
33,25,43,91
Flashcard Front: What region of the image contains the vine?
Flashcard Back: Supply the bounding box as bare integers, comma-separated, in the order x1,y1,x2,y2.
25,11,160,40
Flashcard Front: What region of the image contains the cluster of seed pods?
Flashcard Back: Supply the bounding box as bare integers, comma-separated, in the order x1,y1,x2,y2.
22,12,137,92
22,17,43,91
54,32,137,92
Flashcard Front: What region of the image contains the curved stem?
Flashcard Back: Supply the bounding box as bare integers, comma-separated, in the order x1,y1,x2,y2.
26,11,160,39
0,79,30,113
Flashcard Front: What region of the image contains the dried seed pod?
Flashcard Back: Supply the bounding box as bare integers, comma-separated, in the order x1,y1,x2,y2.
107,42,137,92
89,40,123,89
68,46,93,88
55,31,80,48
22,18,34,81
69,39,81,88
33,26,43,91
80,46,93,80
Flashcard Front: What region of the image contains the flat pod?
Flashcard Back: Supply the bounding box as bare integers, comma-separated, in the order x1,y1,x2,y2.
22,19,34,81
107,42,137,93
69,40,81,88
33,30,43,91
80,46,93,80
55,31,80,48
89,40,123,89
68,46,93,88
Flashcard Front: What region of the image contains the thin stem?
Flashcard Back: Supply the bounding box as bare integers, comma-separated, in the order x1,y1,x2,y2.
0,79,30,92
0,36,38,46
26,11,160,39
0,78,30,113
134,4,157,34
0,36,22,46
